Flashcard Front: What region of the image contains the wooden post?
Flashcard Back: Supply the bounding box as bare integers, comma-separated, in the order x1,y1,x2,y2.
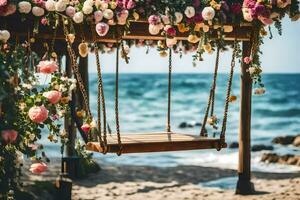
236,41,255,195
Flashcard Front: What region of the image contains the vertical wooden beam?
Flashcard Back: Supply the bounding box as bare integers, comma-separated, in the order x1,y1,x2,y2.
236,41,255,195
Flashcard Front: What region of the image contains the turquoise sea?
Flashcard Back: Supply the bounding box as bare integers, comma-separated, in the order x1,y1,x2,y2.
43,73,300,173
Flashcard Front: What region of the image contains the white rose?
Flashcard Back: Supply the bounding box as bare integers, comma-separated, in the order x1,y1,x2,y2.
83,0,94,7
82,5,93,14
45,0,56,11
184,6,195,18
166,37,177,48
55,0,67,12
202,7,215,21
73,12,84,23
149,24,161,35
0,30,10,43
248,67,256,75
90,120,97,128
103,9,114,20
175,12,183,24
32,6,45,16
18,1,32,14
97,0,108,10
161,15,170,25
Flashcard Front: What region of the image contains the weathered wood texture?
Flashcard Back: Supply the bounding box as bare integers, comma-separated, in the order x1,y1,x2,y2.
236,41,255,194
86,132,227,154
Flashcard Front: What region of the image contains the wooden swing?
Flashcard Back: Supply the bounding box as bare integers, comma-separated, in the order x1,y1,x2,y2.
83,37,238,155
60,19,238,155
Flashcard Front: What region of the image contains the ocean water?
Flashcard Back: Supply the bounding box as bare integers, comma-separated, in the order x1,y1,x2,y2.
43,73,300,173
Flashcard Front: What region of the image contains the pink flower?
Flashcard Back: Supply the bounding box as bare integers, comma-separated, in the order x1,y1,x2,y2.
117,0,135,9
95,22,109,36
117,9,129,25
37,60,58,74
258,16,273,25
243,56,252,64
1,129,18,144
41,17,48,25
81,123,91,133
66,6,75,17
164,26,176,37
94,10,103,23
148,15,161,25
0,4,16,16
29,162,48,174
0,0,7,7
28,105,49,123
43,90,62,104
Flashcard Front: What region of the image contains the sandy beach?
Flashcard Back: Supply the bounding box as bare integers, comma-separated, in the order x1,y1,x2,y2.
22,159,300,200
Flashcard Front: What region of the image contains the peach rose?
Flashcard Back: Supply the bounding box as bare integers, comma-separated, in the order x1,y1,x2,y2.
243,56,252,64
81,123,91,133
43,90,62,104
37,60,58,74
29,162,48,174
1,129,18,144
28,105,49,123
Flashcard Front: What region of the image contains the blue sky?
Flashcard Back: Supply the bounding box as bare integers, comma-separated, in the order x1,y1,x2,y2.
88,17,300,73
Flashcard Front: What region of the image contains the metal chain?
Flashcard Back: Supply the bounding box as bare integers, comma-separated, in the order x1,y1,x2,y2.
62,20,92,120
200,47,220,136
220,40,238,140
166,48,172,133
115,41,122,156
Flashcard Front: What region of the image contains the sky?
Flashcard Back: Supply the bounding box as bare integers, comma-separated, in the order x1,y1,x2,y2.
87,17,300,74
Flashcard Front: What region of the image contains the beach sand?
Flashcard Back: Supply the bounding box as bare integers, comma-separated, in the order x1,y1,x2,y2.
23,159,300,200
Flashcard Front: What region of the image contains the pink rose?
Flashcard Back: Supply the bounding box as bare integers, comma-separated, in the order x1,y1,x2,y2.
66,6,75,17
95,22,109,37
164,26,176,37
29,162,48,174
243,56,252,64
148,15,161,25
81,123,91,133
43,90,62,104
1,129,18,144
41,17,48,25
28,105,49,123
37,60,58,74
0,0,7,7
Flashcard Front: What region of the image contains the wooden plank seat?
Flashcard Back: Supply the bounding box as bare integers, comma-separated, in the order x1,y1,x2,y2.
86,132,227,154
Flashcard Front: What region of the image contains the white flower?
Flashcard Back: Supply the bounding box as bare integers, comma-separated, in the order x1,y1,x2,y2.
45,0,56,11
69,83,76,91
59,84,67,92
242,8,253,22
18,1,32,14
184,6,195,18
202,7,215,21
248,67,256,75
149,24,162,35
32,6,45,16
103,9,114,20
161,15,170,25
166,37,177,48
73,12,84,23
22,83,33,89
83,0,94,7
123,44,130,54
90,120,97,128
96,0,108,10
0,30,10,43
55,0,67,12
175,12,183,24
82,5,93,15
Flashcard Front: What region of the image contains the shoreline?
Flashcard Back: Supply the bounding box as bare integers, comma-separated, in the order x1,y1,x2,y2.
22,159,300,200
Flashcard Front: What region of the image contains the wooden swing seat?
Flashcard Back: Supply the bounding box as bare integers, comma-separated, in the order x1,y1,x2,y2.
86,132,227,154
